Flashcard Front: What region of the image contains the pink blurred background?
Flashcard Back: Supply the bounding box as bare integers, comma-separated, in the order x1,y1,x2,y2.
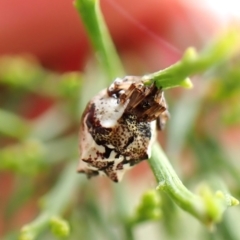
0,0,223,72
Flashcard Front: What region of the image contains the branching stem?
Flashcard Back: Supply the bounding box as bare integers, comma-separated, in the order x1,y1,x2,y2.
148,143,238,227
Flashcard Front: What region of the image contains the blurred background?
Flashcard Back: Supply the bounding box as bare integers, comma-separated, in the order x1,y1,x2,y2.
0,0,240,239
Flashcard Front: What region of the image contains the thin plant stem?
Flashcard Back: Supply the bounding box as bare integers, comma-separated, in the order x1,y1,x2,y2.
74,0,124,81
148,143,239,227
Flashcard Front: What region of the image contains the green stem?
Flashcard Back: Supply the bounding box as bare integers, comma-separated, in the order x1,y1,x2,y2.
86,199,117,240
113,184,134,240
148,143,238,227
74,0,124,80
144,30,240,89
124,225,134,240
149,143,204,220
19,163,80,240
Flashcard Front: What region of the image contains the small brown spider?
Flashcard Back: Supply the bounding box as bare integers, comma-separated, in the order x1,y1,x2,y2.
78,76,169,182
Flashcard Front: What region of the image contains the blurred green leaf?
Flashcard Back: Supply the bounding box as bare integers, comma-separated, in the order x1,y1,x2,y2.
19,163,80,240
0,56,44,88
132,190,162,224
0,109,30,139
50,216,70,238
0,139,46,175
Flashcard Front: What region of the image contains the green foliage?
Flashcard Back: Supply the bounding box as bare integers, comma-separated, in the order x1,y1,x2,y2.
0,140,46,175
132,190,162,224
50,216,70,238
0,56,44,88
0,109,30,139
0,56,82,98
18,163,78,240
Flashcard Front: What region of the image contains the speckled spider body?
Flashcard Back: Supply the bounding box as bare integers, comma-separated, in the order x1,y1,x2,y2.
78,76,169,182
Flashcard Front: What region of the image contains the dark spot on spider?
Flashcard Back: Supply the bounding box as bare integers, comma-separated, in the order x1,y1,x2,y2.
101,161,114,171
116,163,123,170
82,158,92,163
142,100,151,109
95,127,111,135
86,103,101,129
103,146,113,159
125,136,134,148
